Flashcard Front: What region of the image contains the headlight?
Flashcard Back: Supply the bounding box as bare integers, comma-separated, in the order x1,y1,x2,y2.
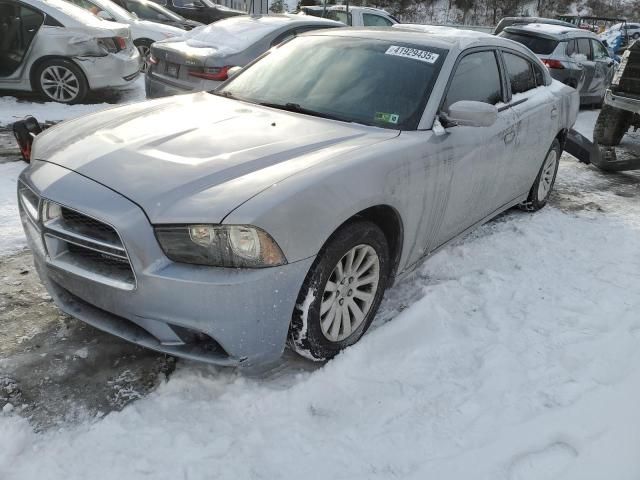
155,225,287,268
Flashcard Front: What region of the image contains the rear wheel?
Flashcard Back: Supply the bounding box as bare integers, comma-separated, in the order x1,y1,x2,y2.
289,220,390,361
34,59,88,104
519,139,561,212
594,104,633,146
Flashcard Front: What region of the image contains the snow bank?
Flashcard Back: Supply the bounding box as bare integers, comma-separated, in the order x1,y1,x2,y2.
0,77,145,127
0,161,27,255
2,200,640,479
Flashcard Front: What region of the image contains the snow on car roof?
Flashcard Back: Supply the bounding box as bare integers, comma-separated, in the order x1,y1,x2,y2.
311,26,520,54
36,0,129,31
507,23,582,36
182,14,341,54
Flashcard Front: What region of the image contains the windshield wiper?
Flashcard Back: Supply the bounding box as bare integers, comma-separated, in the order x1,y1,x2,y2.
212,90,235,98
258,102,349,123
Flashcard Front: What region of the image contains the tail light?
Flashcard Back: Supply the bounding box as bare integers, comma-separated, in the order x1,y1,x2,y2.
188,66,230,81
97,37,126,53
543,59,564,69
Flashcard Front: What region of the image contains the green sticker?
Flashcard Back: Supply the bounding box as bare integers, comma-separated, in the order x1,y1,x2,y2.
375,112,399,124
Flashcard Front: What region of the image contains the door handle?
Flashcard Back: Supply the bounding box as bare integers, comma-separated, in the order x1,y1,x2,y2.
550,106,559,118
504,130,515,144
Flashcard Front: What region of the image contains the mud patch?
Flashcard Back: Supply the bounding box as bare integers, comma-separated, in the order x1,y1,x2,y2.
0,250,175,430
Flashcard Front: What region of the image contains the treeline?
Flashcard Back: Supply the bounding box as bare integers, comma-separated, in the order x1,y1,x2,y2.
297,0,638,26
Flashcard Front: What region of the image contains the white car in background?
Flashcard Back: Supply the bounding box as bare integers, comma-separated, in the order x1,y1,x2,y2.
0,0,140,103
299,5,398,27
65,0,184,70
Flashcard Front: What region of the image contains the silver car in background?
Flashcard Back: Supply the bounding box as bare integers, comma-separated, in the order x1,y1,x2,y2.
0,0,140,103
145,14,342,98
499,23,615,105
19,28,578,366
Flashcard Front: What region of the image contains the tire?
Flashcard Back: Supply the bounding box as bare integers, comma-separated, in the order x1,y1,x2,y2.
519,139,561,212
633,32,640,40
594,104,633,146
289,219,390,361
135,39,153,73
34,59,88,104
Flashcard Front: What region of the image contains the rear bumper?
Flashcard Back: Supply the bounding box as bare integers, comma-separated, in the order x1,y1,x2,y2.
604,89,640,114
18,161,314,366
77,49,141,90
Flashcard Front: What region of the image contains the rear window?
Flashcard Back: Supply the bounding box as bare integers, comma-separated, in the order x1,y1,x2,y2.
499,31,559,55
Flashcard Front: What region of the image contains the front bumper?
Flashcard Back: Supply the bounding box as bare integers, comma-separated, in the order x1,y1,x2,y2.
77,48,141,91
18,161,314,366
604,89,640,114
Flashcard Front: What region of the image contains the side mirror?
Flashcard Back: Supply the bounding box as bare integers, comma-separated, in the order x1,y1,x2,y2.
444,100,498,128
97,10,115,21
227,66,242,78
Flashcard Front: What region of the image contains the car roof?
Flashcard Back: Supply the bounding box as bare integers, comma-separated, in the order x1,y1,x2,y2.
309,26,532,53
503,23,598,39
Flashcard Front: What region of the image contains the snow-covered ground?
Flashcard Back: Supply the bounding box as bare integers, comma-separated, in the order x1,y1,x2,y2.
0,77,145,127
1,110,640,479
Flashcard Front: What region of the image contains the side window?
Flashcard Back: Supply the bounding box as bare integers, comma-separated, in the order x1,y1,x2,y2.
154,0,167,5
576,38,592,60
591,40,609,60
443,50,502,111
565,39,576,56
270,28,296,47
533,63,545,86
503,52,536,95
362,13,393,27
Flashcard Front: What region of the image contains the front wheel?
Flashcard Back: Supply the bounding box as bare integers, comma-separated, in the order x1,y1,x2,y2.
135,39,153,73
519,139,561,212
289,220,390,361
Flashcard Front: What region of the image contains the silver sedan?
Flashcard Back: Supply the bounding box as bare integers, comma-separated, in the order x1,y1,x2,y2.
18,28,579,366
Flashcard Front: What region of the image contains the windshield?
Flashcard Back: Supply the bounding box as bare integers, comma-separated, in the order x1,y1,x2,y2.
499,31,559,55
218,36,447,130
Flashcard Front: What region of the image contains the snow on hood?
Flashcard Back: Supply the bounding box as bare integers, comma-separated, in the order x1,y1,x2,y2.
31,93,397,223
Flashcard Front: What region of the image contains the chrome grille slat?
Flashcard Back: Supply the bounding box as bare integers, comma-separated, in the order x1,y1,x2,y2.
44,222,128,259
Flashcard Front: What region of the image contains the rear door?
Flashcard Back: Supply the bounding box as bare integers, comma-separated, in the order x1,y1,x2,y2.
432,49,518,247
572,37,596,97
0,0,44,78
591,39,614,98
498,50,556,200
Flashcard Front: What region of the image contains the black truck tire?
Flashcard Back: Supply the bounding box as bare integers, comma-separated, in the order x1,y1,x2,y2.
594,104,633,146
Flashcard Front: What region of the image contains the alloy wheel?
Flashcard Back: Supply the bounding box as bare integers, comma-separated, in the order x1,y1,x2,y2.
537,148,558,200
320,244,380,342
40,66,80,103
137,45,151,73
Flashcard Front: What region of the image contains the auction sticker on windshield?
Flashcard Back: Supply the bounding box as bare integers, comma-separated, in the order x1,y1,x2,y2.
385,46,440,64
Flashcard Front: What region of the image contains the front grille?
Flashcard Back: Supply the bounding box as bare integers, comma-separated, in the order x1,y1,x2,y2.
60,206,120,245
42,203,136,290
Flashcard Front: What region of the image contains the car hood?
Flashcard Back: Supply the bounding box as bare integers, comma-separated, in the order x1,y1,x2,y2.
34,93,398,224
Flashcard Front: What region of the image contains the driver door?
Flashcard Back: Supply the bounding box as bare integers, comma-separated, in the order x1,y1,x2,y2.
431,49,518,249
